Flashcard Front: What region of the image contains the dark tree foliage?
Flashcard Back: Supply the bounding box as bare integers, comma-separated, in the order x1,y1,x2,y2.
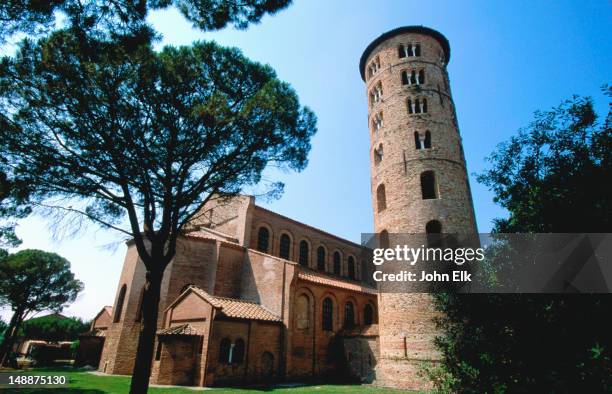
0,0,292,44
0,249,82,367
0,28,315,391
478,87,612,233
430,87,612,393
0,0,292,252
19,314,89,342
0,170,31,247
0,0,65,44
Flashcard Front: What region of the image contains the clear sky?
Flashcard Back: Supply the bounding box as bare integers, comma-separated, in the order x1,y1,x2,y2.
2,0,610,322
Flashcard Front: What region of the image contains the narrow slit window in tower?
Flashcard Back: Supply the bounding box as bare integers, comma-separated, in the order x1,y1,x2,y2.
377,184,387,211
407,98,414,114
401,70,409,85
374,144,383,165
421,171,437,199
398,45,406,58
415,43,421,56
424,131,432,148
422,98,428,113
411,70,417,85
415,132,422,149
418,70,425,84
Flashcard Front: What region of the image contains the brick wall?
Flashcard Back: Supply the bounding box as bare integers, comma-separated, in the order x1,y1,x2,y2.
362,28,478,390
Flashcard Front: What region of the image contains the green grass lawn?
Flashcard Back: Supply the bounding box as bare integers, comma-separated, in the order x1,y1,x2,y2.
0,368,423,393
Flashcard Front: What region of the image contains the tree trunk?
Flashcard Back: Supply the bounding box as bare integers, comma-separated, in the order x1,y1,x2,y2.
129,269,163,394
0,308,24,367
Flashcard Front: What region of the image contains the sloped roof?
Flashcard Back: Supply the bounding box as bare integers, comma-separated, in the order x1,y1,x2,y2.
182,286,281,323
298,272,377,295
157,324,200,336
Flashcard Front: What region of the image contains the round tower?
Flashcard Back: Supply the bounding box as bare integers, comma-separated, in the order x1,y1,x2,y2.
360,26,478,389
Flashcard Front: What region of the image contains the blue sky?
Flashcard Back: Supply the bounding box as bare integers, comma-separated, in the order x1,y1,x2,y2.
2,0,611,321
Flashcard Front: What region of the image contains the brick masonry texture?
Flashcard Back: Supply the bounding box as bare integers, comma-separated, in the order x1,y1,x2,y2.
363,28,479,390
97,195,379,387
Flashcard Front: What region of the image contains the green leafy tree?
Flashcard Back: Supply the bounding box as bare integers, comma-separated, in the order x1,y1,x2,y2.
19,314,89,342
0,249,83,367
0,0,292,249
0,0,292,44
0,27,315,392
431,87,612,393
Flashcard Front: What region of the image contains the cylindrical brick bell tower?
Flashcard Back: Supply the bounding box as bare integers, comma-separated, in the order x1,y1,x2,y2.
360,26,478,389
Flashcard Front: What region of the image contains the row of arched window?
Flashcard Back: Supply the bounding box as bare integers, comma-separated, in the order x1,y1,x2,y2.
297,294,375,332
256,227,359,280
376,171,438,211
369,82,383,107
367,56,380,79
398,43,421,58
407,97,427,114
402,69,425,86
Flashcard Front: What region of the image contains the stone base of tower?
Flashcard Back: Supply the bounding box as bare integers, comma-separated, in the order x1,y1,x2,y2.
373,293,442,390
374,358,438,391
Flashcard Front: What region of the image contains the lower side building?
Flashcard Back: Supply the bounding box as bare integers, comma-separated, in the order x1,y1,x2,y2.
96,195,379,386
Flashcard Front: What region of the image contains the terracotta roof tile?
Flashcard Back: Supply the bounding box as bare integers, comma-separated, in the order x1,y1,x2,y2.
188,286,281,322
297,272,377,295
158,324,200,336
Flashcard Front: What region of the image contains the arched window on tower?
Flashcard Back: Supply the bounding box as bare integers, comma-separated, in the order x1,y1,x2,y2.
421,171,437,199
317,246,326,271
333,252,341,275
415,131,422,149
424,131,432,148
379,230,389,249
279,233,291,260
377,184,386,212
374,144,383,165
322,297,333,331
418,69,425,84
415,43,421,56
398,45,406,58
344,301,355,328
407,98,414,114
422,98,428,113
372,112,383,133
347,256,356,279
364,304,374,325
113,284,127,323
401,70,409,85
257,227,270,253
411,70,417,85
298,240,309,267
426,220,443,248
